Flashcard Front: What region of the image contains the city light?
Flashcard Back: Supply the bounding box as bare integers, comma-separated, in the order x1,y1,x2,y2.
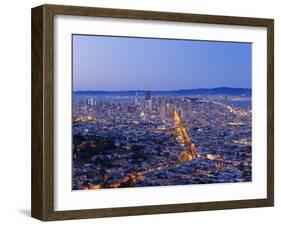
72,91,252,190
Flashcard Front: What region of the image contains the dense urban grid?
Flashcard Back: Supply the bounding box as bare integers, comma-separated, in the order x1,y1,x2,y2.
72,90,252,190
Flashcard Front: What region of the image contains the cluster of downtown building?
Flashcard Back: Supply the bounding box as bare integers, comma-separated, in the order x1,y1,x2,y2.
72,91,252,190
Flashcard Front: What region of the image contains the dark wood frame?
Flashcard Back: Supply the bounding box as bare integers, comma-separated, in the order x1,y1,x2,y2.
31,4,274,221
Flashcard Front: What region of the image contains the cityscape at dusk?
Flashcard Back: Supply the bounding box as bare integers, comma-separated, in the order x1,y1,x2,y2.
72,34,252,190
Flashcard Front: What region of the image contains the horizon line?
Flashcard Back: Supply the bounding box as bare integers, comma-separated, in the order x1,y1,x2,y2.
73,87,252,92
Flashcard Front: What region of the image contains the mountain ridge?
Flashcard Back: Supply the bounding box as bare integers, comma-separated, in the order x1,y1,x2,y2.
74,87,251,96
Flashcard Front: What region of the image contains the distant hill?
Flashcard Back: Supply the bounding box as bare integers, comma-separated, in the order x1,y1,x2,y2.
74,87,251,96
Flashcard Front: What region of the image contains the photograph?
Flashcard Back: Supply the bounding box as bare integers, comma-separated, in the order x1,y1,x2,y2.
71,35,252,190
30,3,274,221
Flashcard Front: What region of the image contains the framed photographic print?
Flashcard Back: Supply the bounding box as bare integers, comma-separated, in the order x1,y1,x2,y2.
31,4,274,221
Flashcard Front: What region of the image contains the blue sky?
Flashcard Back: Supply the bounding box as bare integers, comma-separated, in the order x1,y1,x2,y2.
73,35,252,91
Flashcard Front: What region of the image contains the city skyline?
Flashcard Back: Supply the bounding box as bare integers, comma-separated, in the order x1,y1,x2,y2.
73,35,252,91
72,92,252,189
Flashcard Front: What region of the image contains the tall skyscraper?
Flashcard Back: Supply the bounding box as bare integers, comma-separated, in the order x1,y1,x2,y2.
89,97,95,106
134,92,138,106
148,99,152,112
144,92,151,100
159,98,167,120
145,92,152,112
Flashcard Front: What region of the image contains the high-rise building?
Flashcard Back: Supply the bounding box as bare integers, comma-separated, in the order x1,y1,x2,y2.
140,109,145,117
144,92,151,100
134,92,138,106
147,99,152,112
145,92,152,112
89,98,95,106
166,102,174,117
159,98,167,120
178,107,184,118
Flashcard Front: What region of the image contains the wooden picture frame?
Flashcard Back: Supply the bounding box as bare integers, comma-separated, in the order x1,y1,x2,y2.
31,4,274,221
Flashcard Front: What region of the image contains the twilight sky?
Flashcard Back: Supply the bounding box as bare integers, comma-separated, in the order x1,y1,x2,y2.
73,35,252,91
